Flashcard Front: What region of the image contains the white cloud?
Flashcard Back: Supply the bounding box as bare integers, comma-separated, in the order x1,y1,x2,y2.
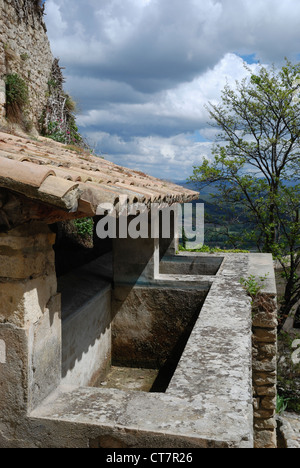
44,0,300,180
77,53,259,138
44,0,67,34
84,131,213,180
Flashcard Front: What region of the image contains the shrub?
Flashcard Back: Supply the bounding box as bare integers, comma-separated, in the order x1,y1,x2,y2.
239,274,269,300
65,94,77,113
179,244,249,254
5,73,29,123
44,117,83,146
73,218,94,238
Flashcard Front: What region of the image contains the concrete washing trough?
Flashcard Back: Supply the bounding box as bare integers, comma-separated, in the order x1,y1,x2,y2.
29,252,264,448
58,253,218,393
0,217,277,448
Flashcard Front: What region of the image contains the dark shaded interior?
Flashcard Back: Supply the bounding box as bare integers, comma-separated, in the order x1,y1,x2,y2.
51,218,112,277
160,255,223,276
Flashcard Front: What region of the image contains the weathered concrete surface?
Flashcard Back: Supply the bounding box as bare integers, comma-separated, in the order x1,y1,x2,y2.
113,234,160,285
0,249,277,448
277,412,300,448
61,287,111,387
159,205,179,259
28,293,61,410
248,253,276,290
167,254,254,446
160,255,223,276
99,366,159,392
28,253,256,448
58,258,112,387
112,285,208,369
29,385,251,448
0,274,57,328
167,266,252,402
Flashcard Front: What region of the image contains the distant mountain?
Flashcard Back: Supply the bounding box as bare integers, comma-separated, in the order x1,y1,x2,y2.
174,178,299,190
173,177,299,250
173,180,220,201
174,180,197,189
173,181,232,218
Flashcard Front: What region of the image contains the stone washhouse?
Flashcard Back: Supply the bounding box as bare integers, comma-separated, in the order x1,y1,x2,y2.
0,131,278,449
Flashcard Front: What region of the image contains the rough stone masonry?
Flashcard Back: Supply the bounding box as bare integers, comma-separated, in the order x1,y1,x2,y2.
0,0,53,128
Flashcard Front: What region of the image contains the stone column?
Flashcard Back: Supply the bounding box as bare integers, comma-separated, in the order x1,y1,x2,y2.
0,221,61,445
159,204,179,259
252,293,278,448
112,204,179,285
113,212,160,286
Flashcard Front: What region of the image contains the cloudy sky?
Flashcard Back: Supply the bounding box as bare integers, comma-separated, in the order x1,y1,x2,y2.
44,0,300,181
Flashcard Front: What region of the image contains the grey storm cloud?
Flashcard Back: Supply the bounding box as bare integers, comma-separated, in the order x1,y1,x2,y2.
46,0,300,86
44,0,300,180
46,0,224,92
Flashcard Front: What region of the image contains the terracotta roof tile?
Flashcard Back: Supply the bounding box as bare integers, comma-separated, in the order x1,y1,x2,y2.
0,131,199,217
0,156,55,187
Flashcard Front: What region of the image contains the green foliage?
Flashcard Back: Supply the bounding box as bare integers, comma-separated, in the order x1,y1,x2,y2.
67,116,83,145
4,73,29,127
41,58,84,147
44,117,83,146
181,227,189,249
47,78,57,89
239,274,269,299
276,394,289,415
5,73,28,108
45,120,67,143
20,53,29,61
179,244,249,254
189,59,300,320
65,94,77,113
73,218,94,238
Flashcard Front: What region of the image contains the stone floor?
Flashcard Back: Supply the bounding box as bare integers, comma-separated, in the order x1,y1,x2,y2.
97,367,159,393
278,413,300,448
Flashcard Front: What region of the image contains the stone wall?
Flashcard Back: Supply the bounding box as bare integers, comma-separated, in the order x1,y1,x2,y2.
0,0,53,129
0,221,61,445
249,254,278,448
252,293,278,448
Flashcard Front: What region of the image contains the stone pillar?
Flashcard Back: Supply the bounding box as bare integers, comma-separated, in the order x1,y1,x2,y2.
252,293,278,448
159,204,179,259
112,204,179,285
0,221,61,445
113,212,160,286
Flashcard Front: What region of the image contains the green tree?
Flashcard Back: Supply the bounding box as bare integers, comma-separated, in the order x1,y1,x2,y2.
189,60,300,323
